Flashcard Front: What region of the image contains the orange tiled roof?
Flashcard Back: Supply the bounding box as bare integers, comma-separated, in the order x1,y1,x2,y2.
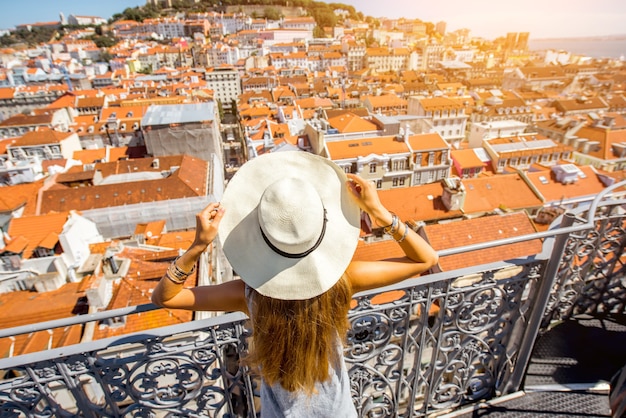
11,130,74,147
417,97,465,111
76,96,105,108
327,112,378,133
73,146,131,164
423,212,542,271
0,179,45,215
327,135,410,160
451,149,485,168
525,166,608,202
0,113,54,127
0,282,86,358
40,155,208,213
135,220,166,239
378,183,463,223
7,212,69,259
407,133,449,151
463,173,544,213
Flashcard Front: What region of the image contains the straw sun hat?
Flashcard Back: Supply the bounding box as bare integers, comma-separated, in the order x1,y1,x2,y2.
218,151,361,300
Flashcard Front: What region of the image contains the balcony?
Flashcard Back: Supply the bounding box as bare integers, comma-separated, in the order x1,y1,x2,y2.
0,181,624,417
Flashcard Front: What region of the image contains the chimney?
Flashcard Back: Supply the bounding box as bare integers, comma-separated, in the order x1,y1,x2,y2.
441,177,466,211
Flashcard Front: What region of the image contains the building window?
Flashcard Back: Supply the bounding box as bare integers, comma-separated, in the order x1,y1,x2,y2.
369,163,376,173
399,177,405,186
414,153,422,166
376,180,382,189
392,160,405,171
428,152,435,166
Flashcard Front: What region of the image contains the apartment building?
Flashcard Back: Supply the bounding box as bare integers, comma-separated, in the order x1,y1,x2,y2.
325,135,413,190
204,67,241,108
450,148,486,179
483,134,574,173
6,130,81,162
142,102,223,166
470,94,533,125
408,96,468,149
467,120,528,148
552,96,609,116
341,41,366,72
362,94,408,116
502,65,568,91
406,132,451,185
323,129,450,189
0,109,72,139
0,86,69,120
364,47,411,72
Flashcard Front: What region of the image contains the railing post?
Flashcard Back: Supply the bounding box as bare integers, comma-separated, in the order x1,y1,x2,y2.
504,212,577,393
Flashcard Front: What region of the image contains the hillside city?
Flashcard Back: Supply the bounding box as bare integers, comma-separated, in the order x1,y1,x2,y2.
0,0,625,358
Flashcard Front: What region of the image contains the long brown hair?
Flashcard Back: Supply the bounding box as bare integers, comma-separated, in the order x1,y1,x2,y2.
245,274,352,394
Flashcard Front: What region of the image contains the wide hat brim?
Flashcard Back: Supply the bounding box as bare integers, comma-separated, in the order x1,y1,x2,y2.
218,151,360,300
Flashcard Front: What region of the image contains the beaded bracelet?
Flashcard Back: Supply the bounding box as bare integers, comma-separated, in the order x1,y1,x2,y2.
166,257,196,284
394,222,410,243
377,212,396,229
165,269,186,285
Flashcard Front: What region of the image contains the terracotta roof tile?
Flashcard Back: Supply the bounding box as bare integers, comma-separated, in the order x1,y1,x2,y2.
0,282,86,358
40,155,208,213
463,173,544,213
327,112,378,133
3,235,29,254
378,183,463,223
135,220,166,240
91,264,194,340
423,212,542,271
0,179,45,215
7,212,69,258
327,135,410,160
10,130,74,147
407,133,449,150
525,166,607,202
451,149,485,168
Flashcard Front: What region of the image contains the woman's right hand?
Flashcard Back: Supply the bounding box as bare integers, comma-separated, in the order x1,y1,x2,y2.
346,173,393,227
192,202,225,249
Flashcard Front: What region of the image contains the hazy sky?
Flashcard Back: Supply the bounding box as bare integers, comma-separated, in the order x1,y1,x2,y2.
1,0,625,40
339,0,626,39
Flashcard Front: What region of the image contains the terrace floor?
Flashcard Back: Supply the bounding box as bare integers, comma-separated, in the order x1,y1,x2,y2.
446,314,626,417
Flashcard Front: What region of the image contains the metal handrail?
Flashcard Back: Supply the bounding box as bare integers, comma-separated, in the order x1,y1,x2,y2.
0,180,623,340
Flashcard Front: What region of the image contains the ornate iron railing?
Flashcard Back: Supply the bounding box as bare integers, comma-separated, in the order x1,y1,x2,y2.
0,181,624,417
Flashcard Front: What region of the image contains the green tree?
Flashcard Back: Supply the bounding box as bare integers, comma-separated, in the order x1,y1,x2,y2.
217,100,225,122
264,7,282,20
100,50,113,63
313,26,326,38
89,35,117,48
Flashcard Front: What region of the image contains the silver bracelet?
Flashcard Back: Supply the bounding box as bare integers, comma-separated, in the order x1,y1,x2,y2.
394,222,410,243
165,269,186,285
383,214,399,235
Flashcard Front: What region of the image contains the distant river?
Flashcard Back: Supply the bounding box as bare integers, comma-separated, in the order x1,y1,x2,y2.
528,37,626,59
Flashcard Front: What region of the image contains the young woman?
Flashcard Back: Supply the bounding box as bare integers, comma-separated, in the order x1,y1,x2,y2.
152,151,438,417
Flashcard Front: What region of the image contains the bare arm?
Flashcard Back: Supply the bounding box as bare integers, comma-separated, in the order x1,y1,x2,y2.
151,202,248,314
344,173,438,294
